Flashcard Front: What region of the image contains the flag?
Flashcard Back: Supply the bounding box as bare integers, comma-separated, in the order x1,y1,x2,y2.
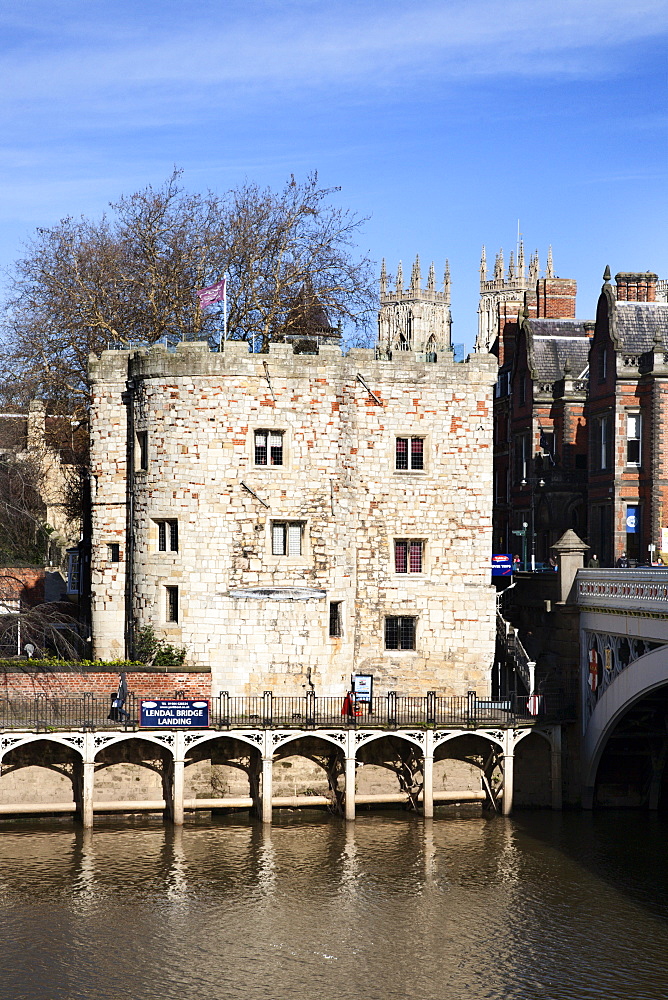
196,278,226,309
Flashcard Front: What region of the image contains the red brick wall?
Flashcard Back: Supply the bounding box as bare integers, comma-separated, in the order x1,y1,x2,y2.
0,669,211,700
0,568,45,606
536,278,577,319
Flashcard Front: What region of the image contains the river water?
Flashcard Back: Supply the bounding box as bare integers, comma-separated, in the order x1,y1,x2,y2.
0,810,666,1000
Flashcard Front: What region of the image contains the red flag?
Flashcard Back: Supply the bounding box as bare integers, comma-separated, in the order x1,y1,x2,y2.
196,278,226,309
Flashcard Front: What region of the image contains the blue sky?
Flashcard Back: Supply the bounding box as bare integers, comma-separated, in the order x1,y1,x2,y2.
1,0,667,350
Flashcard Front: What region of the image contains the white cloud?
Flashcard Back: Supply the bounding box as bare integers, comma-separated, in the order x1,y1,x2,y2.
1,0,667,134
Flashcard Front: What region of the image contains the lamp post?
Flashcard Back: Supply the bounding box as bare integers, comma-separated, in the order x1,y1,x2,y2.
521,477,545,571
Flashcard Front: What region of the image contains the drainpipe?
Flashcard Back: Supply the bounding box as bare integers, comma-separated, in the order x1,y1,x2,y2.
124,377,136,661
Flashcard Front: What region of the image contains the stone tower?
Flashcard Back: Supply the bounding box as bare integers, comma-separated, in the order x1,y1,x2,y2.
377,255,452,359
476,242,548,353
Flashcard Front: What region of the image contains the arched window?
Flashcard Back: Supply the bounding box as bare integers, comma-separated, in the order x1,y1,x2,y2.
426,335,437,363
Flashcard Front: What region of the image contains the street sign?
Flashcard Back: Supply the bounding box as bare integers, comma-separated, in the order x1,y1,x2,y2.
140,699,209,728
491,554,513,576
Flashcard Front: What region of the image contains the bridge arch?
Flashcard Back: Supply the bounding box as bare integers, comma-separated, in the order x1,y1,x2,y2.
0,733,85,763
583,645,668,806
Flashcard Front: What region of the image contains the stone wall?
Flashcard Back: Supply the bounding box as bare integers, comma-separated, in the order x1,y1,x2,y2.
89,340,497,699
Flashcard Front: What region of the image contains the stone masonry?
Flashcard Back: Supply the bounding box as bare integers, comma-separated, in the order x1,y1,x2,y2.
89,340,497,699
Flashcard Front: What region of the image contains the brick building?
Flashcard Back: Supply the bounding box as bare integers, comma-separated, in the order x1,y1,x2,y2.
89,339,497,698
489,260,593,561
588,269,668,565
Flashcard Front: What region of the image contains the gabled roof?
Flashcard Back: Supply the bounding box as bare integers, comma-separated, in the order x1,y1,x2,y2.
615,302,668,353
523,318,591,381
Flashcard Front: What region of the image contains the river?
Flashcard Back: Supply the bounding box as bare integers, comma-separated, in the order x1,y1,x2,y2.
0,810,666,1000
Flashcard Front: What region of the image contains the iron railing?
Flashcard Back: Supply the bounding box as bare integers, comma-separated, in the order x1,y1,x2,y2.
0,690,567,732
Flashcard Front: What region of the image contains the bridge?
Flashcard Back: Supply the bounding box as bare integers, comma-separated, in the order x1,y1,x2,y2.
0,693,564,827
577,569,668,808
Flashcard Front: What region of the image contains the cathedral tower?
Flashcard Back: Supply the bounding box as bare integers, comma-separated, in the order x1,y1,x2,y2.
377,255,452,359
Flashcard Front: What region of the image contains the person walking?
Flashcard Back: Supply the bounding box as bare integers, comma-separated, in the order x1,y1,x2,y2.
587,553,600,568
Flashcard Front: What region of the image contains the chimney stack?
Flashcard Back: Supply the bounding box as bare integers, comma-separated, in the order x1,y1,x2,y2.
614,272,658,302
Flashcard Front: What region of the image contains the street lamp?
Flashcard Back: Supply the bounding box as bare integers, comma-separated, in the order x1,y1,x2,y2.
521,477,545,571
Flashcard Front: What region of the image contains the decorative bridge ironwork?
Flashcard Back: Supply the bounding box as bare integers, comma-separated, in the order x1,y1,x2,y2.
576,568,668,614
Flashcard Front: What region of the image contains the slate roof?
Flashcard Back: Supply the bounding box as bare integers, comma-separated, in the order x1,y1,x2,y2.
525,318,591,380
615,302,668,352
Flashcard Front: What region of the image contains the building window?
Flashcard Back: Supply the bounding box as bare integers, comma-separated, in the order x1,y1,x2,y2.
329,602,343,638
519,374,527,406
136,431,148,471
514,432,530,483
394,539,423,573
593,415,612,471
626,413,641,466
255,430,283,466
166,586,179,623
598,347,607,382
108,543,120,562
67,550,81,596
271,521,303,556
157,519,179,552
396,437,424,471
385,616,417,650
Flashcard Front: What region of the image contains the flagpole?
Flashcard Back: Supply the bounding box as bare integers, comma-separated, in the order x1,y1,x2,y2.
220,273,228,352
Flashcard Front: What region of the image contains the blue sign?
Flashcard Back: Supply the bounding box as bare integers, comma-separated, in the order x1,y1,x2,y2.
626,507,638,534
140,699,209,728
491,553,513,576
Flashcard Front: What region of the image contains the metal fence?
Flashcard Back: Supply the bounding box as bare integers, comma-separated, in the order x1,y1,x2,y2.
0,690,568,732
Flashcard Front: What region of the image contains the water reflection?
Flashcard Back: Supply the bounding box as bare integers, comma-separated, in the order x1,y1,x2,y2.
0,813,666,1000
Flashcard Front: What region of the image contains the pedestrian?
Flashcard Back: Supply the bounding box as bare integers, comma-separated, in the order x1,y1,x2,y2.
587,553,600,568
616,554,629,568
341,690,355,720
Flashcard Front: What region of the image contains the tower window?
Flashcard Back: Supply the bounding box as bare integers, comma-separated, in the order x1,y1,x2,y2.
136,431,148,471
329,602,343,638
156,519,179,552
271,521,304,556
166,586,179,623
385,616,417,650
396,437,424,471
394,540,423,574
255,430,283,466
107,543,120,563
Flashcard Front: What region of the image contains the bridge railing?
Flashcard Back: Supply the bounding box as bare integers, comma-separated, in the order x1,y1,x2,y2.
576,568,668,612
0,691,568,731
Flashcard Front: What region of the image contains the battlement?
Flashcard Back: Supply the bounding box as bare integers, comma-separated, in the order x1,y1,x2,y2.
90,337,495,385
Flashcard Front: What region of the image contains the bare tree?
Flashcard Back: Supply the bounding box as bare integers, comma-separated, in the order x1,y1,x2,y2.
224,174,376,352
0,455,49,565
1,170,376,412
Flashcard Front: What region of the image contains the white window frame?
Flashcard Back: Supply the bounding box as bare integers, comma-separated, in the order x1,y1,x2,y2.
599,415,611,471
395,436,425,472
155,519,179,552
254,429,285,467
626,412,641,467
394,539,424,574
271,521,305,557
